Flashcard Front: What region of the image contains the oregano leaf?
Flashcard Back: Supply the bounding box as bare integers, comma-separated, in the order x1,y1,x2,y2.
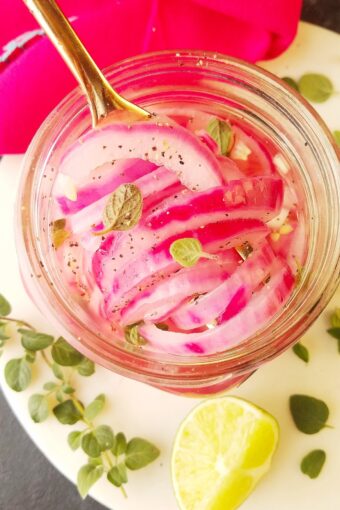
68,430,82,451
52,362,64,380
170,238,216,267
28,394,49,423
77,357,95,377
113,432,127,456
289,395,329,434
292,342,309,363
124,324,147,346
52,219,70,250
77,464,103,499
0,294,11,316
333,131,340,148
207,118,234,156
51,337,84,366
82,425,114,457
53,399,83,425
125,437,160,470
19,329,54,351
282,76,299,91
5,358,32,392
84,394,105,421
95,183,143,235
298,73,334,103
107,466,123,487
301,449,326,479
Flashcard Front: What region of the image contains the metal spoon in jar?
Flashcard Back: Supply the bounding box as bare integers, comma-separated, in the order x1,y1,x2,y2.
22,0,150,126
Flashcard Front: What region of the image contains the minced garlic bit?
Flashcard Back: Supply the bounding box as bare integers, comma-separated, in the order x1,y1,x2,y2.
58,173,78,201
231,140,251,160
273,153,290,174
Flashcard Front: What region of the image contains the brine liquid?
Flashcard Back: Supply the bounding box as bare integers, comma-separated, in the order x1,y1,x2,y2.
50,104,306,356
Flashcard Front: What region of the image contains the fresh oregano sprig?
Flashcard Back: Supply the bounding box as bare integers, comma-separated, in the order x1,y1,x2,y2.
0,293,160,499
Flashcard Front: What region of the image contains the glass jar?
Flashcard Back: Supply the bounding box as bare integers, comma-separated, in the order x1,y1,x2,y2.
16,51,340,396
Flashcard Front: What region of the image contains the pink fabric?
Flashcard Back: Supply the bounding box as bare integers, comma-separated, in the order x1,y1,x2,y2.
0,0,302,154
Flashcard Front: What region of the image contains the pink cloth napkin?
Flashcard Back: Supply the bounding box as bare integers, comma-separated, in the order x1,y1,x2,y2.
0,0,302,154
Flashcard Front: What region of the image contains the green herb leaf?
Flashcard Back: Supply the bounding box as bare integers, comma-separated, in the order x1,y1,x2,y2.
333,131,340,148
88,457,103,467
52,219,70,250
125,437,160,470
51,337,84,366
25,350,36,363
62,384,75,394
292,342,309,363
282,76,299,91
19,329,54,351
124,323,147,346
5,358,32,392
113,432,127,456
289,394,329,434
77,464,103,499
327,326,340,353
81,432,102,458
95,183,143,235
77,357,95,377
43,381,58,391
28,394,49,423
330,308,340,328
298,73,334,103
52,362,64,380
55,389,64,403
53,399,83,425
327,328,340,340
107,463,128,487
170,238,216,267
0,294,11,316
68,430,82,450
0,322,10,340
207,118,234,156
82,425,114,457
301,449,326,479
84,394,105,421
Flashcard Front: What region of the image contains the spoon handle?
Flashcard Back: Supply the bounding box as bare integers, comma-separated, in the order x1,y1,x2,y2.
23,0,149,126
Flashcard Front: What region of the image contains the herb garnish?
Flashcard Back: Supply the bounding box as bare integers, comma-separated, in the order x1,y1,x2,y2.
170,238,217,268
327,308,340,352
282,76,299,91
333,130,340,148
124,323,147,346
52,219,70,249
207,118,234,156
292,342,309,363
95,183,143,235
301,449,326,479
298,73,334,103
0,294,159,499
289,394,330,434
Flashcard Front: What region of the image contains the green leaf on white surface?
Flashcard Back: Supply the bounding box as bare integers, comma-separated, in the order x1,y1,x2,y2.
28,394,49,423
289,395,329,434
301,449,326,479
77,464,103,499
125,437,160,470
292,342,309,363
5,358,32,392
0,294,11,316
298,73,334,103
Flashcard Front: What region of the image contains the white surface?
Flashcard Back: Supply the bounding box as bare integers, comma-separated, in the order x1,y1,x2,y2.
1,21,340,510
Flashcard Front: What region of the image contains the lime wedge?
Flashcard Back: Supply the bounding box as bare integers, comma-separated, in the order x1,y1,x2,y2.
172,396,279,510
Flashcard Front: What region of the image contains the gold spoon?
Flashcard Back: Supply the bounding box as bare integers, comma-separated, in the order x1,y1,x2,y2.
22,0,150,127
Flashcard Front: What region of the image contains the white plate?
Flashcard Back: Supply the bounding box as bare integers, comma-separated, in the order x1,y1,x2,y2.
1,21,340,510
